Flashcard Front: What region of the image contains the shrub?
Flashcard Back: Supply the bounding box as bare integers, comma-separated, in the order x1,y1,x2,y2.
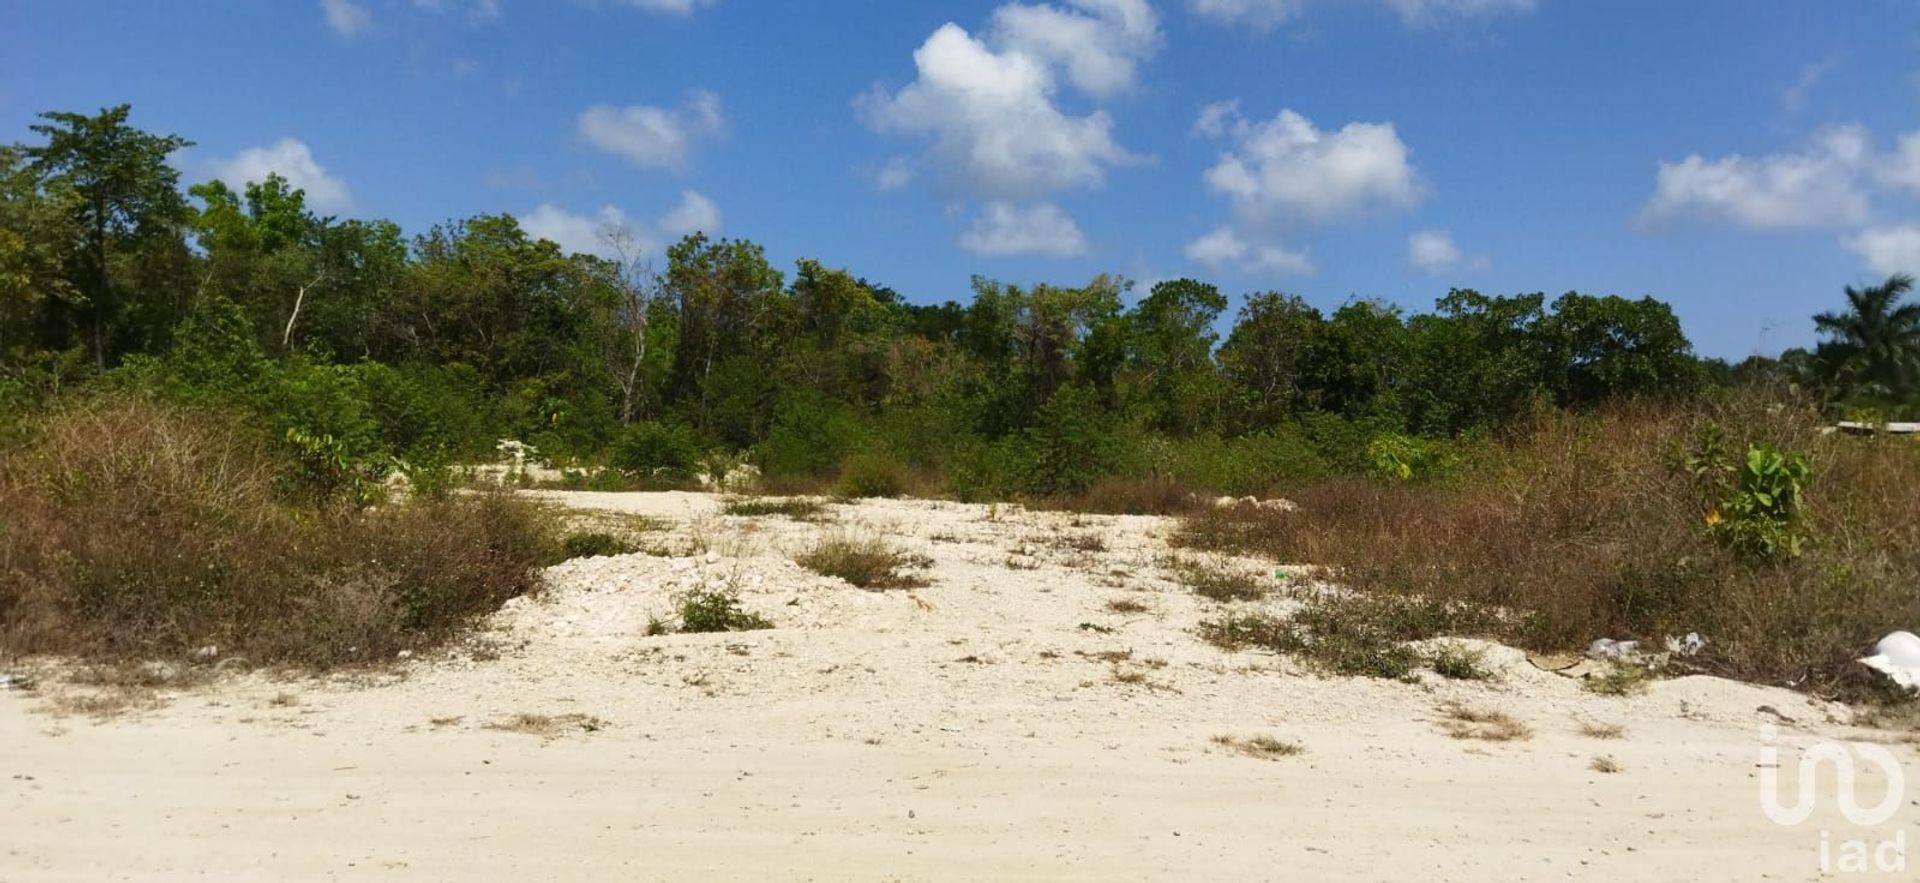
837,452,909,498
1176,393,1920,696
0,394,555,666
561,532,637,559
673,589,772,634
608,420,703,479
722,498,827,520
797,531,927,589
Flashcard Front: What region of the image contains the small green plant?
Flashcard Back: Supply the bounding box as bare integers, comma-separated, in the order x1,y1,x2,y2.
1583,662,1652,696
1428,642,1494,681
1167,555,1266,602
723,497,827,520
1685,430,1813,565
673,589,772,634
561,532,636,559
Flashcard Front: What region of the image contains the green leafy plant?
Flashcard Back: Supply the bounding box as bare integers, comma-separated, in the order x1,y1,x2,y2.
1692,438,1813,565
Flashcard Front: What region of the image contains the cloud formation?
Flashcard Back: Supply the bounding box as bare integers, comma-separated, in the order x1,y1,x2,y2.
861,1,1161,257
579,91,726,172
1199,105,1426,225
959,202,1089,257
320,0,372,37
1183,226,1314,275
1643,126,1873,229
519,190,721,259
1188,0,1533,30
210,138,354,213
1406,228,1487,275
1845,225,1920,278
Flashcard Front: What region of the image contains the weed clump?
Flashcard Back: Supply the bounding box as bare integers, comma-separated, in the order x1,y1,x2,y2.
1167,556,1266,602
673,589,773,634
723,497,827,520
561,532,636,559
797,531,928,589
1212,734,1305,759
1438,703,1533,742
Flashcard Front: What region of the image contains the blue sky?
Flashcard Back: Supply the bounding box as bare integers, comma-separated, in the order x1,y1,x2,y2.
7,0,1920,358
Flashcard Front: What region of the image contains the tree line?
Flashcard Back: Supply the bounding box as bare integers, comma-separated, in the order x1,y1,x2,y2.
3,106,1914,497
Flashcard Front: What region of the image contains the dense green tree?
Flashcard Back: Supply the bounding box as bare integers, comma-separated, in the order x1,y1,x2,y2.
1218,292,1325,431
1128,278,1227,434
23,105,193,367
1541,293,1701,406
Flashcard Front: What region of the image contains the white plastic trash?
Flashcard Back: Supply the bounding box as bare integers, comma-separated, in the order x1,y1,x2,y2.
1859,631,1920,690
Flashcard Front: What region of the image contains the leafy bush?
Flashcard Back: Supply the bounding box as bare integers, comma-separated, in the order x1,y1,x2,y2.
1686,433,1813,565
561,532,636,559
837,452,909,498
672,589,772,634
608,420,703,478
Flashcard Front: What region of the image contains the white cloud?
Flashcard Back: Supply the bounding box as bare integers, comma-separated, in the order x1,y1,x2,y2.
320,0,372,37
989,0,1161,97
1183,226,1314,275
1780,56,1839,114
859,22,1140,202
210,138,354,213
1188,0,1531,30
578,91,726,172
519,190,722,259
1406,228,1488,275
413,0,502,20
874,157,915,191
1199,105,1426,225
959,202,1088,257
1380,0,1534,26
1643,126,1873,229
1407,229,1461,273
1845,225,1920,278
612,0,716,14
1187,0,1307,29
1878,131,1920,195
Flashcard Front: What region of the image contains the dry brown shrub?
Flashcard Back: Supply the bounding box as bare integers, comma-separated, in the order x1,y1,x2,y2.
0,395,555,667
1176,391,1920,696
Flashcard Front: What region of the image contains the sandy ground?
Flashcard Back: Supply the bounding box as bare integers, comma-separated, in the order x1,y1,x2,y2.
1,492,1910,881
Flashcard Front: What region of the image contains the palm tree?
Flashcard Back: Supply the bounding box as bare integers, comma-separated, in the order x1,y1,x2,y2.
1813,273,1920,406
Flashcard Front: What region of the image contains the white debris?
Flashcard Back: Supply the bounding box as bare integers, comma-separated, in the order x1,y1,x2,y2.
1665,632,1708,657
1587,638,1641,660
1859,631,1920,690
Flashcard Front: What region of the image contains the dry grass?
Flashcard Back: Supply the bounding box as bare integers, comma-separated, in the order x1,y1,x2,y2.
484,712,608,738
0,395,556,667
1212,734,1305,759
1578,721,1627,740
796,530,929,590
1438,703,1533,742
1166,555,1267,602
1590,755,1622,774
1042,476,1203,515
1105,597,1152,615
1173,393,1920,698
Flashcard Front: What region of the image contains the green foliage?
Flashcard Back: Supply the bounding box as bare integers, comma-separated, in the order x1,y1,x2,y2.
1366,433,1457,484
837,452,908,498
561,532,636,559
1700,443,1814,565
609,420,703,478
673,589,773,634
